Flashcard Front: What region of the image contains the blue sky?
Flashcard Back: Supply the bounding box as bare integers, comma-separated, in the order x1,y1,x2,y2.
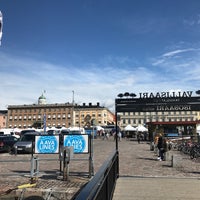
1,0,200,111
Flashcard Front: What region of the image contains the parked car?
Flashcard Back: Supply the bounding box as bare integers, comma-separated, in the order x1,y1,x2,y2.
20,129,36,137
0,135,19,153
13,131,40,154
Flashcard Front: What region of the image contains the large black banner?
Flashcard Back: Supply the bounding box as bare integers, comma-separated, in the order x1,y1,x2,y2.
116,97,200,112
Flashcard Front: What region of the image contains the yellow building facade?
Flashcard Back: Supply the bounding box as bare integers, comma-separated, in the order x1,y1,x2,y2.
7,95,115,129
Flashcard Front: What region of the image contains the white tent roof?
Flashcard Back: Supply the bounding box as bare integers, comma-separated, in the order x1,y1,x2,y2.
124,125,136,131
136,125,148,132
96,126,104,131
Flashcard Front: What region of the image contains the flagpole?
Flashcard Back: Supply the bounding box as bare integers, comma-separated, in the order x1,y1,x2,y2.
0,11,3,46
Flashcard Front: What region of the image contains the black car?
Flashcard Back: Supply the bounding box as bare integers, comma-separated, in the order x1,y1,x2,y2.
13,132,41,154
0,135,18,153
20,129,36,137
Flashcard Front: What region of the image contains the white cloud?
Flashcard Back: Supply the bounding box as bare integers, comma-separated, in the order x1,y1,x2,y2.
183,14,200,27
162,48,196,57
1,48,200,112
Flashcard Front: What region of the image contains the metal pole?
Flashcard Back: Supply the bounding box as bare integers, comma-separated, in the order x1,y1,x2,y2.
63,149,67,181
72,90,75,105
115,98,119,178
115,99,118,151
89,135,94,177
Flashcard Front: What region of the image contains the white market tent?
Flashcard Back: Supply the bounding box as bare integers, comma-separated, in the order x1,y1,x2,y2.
136,125,148,132
124,125,136,131
197,125,200,134
96,126,104,131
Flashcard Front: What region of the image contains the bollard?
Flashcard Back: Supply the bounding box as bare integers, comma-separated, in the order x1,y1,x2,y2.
30,156,39,178
150,142,154,151
63,149,69,181
172,154,182,168
164,151,172,161
61,146,73,181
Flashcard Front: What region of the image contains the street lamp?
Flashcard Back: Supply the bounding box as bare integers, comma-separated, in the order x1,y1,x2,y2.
115,92,137,150
117,92,137,98
117,93,123,98
196,90,200,95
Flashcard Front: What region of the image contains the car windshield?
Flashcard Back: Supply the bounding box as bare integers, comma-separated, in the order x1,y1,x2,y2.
69,130,81,134
21,135,36,141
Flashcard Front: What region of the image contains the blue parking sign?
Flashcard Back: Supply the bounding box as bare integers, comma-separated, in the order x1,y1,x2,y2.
64,134,89,153
35,135,59,154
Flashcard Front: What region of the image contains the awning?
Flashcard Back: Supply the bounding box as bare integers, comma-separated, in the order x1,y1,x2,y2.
124,125,136,131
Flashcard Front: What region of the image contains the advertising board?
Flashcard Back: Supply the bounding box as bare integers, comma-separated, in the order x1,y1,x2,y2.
35,135,59,154
63,134,89,154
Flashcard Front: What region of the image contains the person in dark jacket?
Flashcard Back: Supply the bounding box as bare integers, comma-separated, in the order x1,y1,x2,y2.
157,134,165,161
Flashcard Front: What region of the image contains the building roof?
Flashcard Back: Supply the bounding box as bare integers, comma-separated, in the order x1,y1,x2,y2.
0,110,7,114
38,93,46,100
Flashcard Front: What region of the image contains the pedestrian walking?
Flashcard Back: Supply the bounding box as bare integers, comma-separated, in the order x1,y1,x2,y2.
137,132,141,144
154,134,159,155
118,131,122,141
103,131,109,140
157,133,165,161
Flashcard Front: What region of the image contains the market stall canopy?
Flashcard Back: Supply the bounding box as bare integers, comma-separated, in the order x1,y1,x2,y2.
197,125,200,134
96,126,104,131
13,128,21,133
124,125,136,131
136,125,148,132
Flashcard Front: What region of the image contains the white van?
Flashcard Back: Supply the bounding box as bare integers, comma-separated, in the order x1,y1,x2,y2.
68,127,85,134
0,128,20,138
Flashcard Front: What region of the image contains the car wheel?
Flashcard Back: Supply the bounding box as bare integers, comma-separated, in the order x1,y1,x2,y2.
5,145,11,153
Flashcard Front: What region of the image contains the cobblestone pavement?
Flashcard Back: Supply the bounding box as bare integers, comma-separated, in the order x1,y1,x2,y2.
117,139,200,178
0,137,200,199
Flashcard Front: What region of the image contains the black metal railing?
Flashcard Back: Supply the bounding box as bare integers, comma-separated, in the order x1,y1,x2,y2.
73,150,119,200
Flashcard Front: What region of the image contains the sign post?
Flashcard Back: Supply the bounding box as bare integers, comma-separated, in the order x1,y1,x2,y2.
63,134,93,176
